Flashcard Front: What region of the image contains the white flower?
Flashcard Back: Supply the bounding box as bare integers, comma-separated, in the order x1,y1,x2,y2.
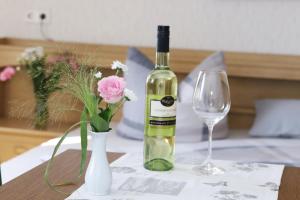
28,46,44,57
20,46,44,61
94,71,102,79
111,60,128,72
124,88,137,101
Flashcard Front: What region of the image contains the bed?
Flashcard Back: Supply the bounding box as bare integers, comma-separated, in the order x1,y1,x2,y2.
1,38,300,184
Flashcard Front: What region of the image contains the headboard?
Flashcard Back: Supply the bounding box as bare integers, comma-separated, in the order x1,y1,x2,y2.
1,38,300,130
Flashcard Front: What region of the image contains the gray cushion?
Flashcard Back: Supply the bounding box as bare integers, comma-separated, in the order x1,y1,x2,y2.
117,48,228,142
179,51,229,139
250,99,300,138
179,51,226,102
116,47,153,140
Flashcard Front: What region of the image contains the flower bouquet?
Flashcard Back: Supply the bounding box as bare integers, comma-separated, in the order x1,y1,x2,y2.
44,60,136,195
18,47,64,129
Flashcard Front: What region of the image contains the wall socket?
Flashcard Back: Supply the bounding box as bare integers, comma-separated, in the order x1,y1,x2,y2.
25,10,50,24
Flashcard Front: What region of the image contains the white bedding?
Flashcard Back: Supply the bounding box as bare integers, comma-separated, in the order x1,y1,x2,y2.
179,137,300,167
2,126,300,185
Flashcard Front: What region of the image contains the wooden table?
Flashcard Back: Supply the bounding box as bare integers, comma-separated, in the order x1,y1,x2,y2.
0,150,299,200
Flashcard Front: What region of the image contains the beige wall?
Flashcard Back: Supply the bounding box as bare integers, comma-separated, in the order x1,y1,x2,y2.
0,0,300,55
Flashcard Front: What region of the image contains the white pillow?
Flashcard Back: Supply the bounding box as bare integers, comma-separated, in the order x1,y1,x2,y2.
250,99,300,138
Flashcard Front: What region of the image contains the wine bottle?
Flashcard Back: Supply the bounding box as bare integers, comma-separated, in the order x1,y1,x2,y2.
144,25,177,171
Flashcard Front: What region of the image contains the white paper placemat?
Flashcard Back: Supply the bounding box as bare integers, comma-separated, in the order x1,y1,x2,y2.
66,153,284,200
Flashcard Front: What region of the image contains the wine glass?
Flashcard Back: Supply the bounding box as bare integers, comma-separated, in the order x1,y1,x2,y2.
192,69,231,175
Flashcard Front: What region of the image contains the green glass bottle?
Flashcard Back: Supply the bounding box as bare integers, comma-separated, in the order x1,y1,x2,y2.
144,25,177,171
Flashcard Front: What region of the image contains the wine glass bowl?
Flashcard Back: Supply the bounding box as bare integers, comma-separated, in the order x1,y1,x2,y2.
192,69,231,175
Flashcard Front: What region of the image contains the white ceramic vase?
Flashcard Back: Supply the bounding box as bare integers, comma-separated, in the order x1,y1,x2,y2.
85,130,112,196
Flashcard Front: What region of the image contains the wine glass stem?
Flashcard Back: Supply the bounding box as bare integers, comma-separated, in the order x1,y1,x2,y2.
207,124,214,164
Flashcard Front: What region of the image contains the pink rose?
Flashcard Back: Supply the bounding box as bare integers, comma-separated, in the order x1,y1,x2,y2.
97,75,126,103
0,66,16,82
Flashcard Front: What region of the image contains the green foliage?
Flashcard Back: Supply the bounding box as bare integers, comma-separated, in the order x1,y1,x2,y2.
20,55,63,129
80,107,88,178
44,120,84,194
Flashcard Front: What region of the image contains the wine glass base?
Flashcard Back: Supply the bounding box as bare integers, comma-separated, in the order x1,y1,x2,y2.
192,162,225,176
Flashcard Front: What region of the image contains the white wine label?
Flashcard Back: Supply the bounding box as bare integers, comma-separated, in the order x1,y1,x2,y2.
150,96,176,118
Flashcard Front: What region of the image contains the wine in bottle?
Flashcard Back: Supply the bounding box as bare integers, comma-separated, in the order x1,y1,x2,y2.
144,25,177,171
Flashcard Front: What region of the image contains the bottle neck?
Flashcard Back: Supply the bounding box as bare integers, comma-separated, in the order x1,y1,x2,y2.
155,52,169,69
